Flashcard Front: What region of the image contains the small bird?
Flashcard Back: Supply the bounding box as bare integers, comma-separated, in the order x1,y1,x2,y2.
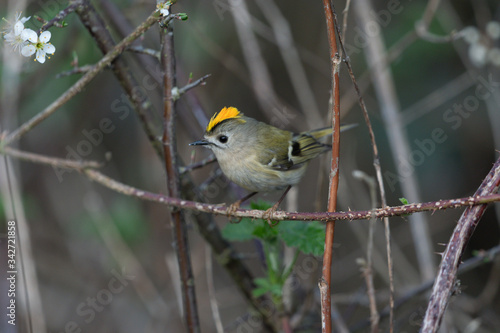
190,106,353,220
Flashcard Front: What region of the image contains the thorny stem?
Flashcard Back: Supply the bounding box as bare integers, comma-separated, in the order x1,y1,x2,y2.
330,3,395,330
421,156,500,332
79,171,500,221
160,18,201,333
2,147,500,222
321,1,341,332
351,244,500,331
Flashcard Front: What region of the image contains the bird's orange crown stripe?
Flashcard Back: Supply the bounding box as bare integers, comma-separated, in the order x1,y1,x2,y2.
206,107,244,132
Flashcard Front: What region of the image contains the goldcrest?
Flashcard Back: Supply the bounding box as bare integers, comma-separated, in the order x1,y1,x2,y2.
190,107,353,197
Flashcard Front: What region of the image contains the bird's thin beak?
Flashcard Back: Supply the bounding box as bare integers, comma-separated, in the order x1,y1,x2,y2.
189,140,210,146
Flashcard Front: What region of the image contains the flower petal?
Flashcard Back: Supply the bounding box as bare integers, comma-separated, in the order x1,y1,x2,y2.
21,44,36,57
39,31,51,43
36,50,46,63
43,43,56,54
14,21,24,35
20,16,31,24
4,32,15,42
21,29,38,43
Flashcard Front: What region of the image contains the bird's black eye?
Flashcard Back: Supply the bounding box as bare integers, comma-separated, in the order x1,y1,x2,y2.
218,135,228,143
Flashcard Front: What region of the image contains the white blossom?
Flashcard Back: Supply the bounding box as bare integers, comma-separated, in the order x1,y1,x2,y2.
157,2,171,16
21,29,56,63
2,12,31,53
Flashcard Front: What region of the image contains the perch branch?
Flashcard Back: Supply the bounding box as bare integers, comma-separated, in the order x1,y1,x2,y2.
2,148,500,221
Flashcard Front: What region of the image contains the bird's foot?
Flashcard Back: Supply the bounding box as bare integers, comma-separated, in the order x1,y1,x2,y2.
227,200,243,223
262,203,280,227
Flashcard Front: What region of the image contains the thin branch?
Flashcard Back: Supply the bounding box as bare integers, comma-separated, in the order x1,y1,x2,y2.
127,45,161,60
174,74,211,101
321,1,341,331
55,65,94,78
340,0,352,41
421,156,500,332
330,4,395,330
415,0,458,43
2,147,500,221
1,147,103,170
160,16,201,333
353,170,379,332
205,246,224,333
3,9,163,146
179,155,217,175
351,244,500,332
38,1,79,32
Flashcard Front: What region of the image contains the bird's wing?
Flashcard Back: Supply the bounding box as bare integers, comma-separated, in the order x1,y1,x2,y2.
287,132,331,166
264,125,356,169
262,132,330,170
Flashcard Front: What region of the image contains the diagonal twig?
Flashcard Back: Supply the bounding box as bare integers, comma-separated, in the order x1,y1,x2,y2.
421,156,500,332
174,74,211,101
4,9,164,146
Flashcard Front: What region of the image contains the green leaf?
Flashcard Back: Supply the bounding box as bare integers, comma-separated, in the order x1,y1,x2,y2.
250,200,273,211
222,218,256,241
221,200,279,242
277,221,325,256
249,200,279,243
252,278,282,298
253,222,278,243
398,197,411,217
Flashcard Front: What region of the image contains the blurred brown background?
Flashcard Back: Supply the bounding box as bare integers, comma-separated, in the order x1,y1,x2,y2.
1,0,499,332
